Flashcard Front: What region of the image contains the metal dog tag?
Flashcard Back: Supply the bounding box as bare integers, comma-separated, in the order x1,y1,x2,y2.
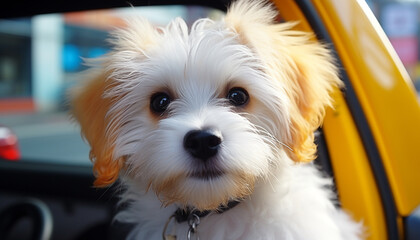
164,235,177,240
163,215,177,240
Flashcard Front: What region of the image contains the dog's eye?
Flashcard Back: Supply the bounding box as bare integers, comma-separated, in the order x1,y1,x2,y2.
227,87,249,106
150,92,171,113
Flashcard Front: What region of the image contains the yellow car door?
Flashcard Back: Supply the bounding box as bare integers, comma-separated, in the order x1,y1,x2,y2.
274,1,420,240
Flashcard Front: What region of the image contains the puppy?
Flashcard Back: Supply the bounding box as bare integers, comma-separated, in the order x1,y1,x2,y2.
71,0,364,239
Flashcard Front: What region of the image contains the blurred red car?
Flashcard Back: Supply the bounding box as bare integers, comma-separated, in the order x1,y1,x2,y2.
0,125,20,161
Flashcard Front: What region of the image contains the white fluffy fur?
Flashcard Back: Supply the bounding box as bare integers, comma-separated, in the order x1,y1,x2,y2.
117,162,362,240
72,0,364,239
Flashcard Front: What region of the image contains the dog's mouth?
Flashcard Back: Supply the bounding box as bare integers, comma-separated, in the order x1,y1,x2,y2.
189,165,225,180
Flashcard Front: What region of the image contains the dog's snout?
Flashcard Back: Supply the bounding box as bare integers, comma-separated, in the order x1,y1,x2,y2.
183,129,222,160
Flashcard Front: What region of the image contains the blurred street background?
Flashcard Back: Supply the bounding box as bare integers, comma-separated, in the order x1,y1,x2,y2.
0,111,90,164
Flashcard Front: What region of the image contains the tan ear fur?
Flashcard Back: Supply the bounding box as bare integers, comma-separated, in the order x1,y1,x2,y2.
286,43,342,162
70,18,159,187
225,0,342,162
70,73,123,187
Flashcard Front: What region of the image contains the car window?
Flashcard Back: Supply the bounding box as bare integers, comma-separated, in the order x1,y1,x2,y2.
367,0,420,95
0,6,224,165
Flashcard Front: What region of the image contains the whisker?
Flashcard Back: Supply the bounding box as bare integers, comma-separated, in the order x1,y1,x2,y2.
237,111,293,153
279,142,293,152
251,123,293,153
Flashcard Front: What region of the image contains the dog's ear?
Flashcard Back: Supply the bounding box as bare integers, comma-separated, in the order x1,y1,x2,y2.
284,43,341,163
225,0,341,162
71,18,161,187
70,73,124,187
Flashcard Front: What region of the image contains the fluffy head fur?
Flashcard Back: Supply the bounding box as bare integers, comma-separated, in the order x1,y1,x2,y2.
71,0,348,229
72,0,339,190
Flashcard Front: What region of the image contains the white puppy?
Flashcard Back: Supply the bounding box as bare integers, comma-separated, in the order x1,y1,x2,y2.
71,0,364,239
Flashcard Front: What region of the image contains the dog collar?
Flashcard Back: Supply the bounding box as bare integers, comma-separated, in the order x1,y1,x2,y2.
163,200,241,240
173,200,241,223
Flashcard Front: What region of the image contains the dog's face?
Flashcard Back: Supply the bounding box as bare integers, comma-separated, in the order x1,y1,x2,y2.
71,1,341,211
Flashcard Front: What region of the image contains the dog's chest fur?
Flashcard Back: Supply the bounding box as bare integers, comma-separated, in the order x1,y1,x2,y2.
116,162,362,240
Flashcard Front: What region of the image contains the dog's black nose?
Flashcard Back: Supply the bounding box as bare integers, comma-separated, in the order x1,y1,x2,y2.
183,129,222,160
